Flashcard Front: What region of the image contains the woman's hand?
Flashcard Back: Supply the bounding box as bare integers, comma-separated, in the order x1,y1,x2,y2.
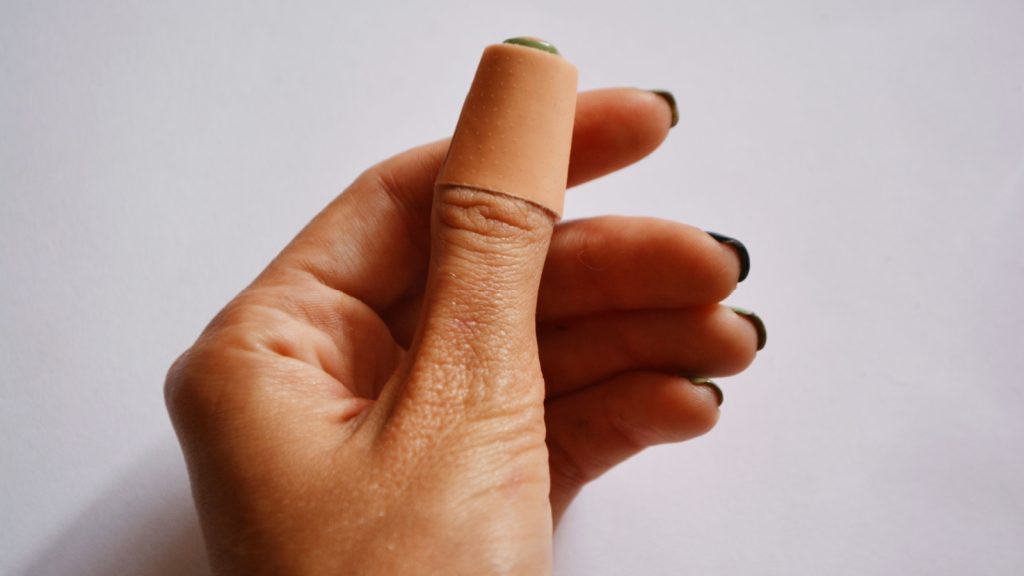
166,88,762,575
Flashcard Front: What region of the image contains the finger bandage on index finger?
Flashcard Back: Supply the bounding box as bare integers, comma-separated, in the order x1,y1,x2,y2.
436,41,579,217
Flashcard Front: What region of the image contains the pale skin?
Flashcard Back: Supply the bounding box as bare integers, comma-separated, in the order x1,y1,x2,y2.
165,88,760,575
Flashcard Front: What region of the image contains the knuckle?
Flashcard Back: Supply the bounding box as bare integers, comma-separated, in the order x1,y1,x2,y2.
164,335,261,434
435,186,554,249
204,294,270,334
163,350,193,418
164,343,225,429
204,294,295,352
164,303,276,431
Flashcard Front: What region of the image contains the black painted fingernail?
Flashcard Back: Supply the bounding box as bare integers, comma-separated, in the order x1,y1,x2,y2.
730,307,767,351
650,90,679,128
708,232,750,283
691,377,724,407
504,37,560,55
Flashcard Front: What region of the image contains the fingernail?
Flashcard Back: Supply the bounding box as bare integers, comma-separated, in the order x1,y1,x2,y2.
650,90,679,128
691,377,724,407
707,232,750,282
503,37,560,55
730,307,767,351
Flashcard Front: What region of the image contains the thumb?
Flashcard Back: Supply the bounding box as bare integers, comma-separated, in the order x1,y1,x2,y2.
405,39,578,415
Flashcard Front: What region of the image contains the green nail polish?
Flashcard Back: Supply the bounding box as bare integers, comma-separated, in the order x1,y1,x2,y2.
730,307,767,351
691,377,724,407
650,90,679,128
503,37,560,55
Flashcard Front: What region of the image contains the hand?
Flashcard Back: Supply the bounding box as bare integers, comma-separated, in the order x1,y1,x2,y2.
166,88,761,575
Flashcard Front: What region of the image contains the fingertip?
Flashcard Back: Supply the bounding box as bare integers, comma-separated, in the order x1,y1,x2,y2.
710,305,760,374
568,88,674,187
706,231,750,284
544,370,720,518
655,375,721,439
607,372,720,446
690,377,724,408
666,224,743,303
649,89,679,129
730,306,768,352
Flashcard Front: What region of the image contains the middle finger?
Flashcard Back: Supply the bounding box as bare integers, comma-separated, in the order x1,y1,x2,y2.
538,304,759,398
537,216,744,320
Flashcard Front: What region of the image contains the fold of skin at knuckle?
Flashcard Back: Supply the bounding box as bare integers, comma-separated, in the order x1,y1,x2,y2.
428,199,552,337
203,293,353,379
166,310,312,437
218,284,330,335
241,285,403,395
434,186,554,252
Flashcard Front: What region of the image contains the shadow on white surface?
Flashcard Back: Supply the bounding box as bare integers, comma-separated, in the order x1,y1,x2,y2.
19,439,209,576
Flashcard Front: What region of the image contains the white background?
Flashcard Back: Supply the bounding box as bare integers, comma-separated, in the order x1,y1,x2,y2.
3,1,1023,574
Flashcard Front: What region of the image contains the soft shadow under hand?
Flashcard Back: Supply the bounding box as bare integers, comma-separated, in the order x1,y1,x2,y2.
19,437,209,576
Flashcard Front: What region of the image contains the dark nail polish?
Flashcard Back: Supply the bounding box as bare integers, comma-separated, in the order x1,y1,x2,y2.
650,90,679,128
708,232,750,282
503,37,560,55
691,377,724,407
730,307,767,351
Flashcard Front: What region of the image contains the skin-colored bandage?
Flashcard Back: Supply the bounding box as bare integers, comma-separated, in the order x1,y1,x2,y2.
436,41,579,216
